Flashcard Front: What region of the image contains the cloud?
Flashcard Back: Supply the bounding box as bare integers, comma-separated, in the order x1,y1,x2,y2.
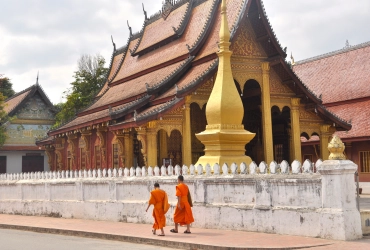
1,0,369,104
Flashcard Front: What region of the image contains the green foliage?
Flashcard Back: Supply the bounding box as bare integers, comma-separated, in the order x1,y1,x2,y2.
53,54,109,128
0,77,15,99
0,93,9,146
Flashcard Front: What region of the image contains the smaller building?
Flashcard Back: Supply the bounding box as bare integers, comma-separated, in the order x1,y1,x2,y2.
294,41,370,181
0,81,56,173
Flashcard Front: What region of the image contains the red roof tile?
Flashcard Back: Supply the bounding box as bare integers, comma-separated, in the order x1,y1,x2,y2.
134,2,190,55
328,100,370,139
85,59,186,112
111,0,216,83
4,89,32,113
293,42,370,104
156,59,218,100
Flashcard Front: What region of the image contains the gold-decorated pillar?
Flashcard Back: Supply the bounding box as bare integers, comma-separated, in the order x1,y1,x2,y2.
290,98,302,161
124,129,134,168
159,130,168,162
261,62,273,164
320,125,332,160
195,0,255,167
147,130,158,166
182,98,192,166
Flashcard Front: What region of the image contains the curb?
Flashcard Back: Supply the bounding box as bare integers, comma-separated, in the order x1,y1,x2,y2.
0,224,332,250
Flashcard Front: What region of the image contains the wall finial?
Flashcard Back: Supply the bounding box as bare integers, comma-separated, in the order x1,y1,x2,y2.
328,135,346,160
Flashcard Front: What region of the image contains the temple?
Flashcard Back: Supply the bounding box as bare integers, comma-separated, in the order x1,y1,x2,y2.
37,0,351,171
1,79,56,173
294,41,370,181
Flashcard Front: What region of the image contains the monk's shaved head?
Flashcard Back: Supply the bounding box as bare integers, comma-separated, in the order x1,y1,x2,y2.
154,183,160,188
178,175,184,181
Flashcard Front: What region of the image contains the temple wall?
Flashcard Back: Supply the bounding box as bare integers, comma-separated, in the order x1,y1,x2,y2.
0,160,362,241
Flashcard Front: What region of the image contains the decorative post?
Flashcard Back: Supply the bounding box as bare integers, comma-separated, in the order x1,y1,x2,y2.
261,62,273,164
290,98,302,161
317,135,362,240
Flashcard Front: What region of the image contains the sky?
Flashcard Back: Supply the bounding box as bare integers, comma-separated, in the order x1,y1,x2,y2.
1,0,370,104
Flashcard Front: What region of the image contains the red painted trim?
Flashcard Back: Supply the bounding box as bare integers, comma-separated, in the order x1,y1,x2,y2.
324,96,370,107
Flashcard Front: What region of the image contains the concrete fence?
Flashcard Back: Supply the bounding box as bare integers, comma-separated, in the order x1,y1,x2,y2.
0,159,362,241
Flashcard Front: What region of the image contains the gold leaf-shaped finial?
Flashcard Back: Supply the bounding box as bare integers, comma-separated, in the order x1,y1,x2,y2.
328,135,346,160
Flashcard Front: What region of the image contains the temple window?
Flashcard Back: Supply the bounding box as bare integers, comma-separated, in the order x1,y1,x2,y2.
359,151,370,172
274,144,284,163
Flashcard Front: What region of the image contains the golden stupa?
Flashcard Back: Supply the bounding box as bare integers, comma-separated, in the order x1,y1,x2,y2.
195,0,256,167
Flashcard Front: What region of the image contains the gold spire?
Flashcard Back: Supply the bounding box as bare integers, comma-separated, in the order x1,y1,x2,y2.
205,0,244,126
195,0,255,168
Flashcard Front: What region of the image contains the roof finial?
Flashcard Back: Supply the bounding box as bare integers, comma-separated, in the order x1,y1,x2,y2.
127,20,132,37
111,35,116,51
344,39,350,49
36,71,39,85
142,3,148,20
290,52,295,66
219,0,230,52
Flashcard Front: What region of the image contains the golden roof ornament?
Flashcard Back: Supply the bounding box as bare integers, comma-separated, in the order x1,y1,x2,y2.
328,135,346,160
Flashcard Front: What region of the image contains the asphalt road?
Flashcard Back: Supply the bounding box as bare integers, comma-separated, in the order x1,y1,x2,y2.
0,229,177,250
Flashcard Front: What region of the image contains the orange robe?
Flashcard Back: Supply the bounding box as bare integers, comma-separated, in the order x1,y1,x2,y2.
173,183,194,225
148,189,168,229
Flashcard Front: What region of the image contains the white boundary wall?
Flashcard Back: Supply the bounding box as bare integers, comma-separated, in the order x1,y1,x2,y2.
0,159,363,240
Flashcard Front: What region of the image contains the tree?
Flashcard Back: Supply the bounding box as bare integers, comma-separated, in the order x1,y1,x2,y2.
0,76,15,99
53,54,109,128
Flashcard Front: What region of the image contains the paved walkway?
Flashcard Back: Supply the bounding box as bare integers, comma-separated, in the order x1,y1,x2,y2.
0,214,369,250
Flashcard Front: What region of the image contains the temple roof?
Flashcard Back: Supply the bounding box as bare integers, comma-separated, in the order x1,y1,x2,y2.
49,0,351,137
4,83,55,116
294,41,370,104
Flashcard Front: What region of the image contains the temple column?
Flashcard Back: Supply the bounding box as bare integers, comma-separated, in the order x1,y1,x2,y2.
261,62,274,164
290,98,302,161
147,130,158,167
320,125,332,160
80,131,91,169
45,145,55,171
159,130,168,163
124,129,134,168
345,142,352,161
182,98,192,166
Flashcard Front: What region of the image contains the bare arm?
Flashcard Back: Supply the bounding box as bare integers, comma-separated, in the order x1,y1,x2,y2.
146,203,151,212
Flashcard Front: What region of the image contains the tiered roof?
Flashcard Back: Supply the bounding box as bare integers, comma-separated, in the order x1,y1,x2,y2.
294,41,370,140
48,0,351,138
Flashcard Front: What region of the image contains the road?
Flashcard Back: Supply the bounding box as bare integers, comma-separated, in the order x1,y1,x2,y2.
0,229,177,250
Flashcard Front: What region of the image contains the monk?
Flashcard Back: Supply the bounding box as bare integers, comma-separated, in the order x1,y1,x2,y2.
170,175,194,234
146,182,170,236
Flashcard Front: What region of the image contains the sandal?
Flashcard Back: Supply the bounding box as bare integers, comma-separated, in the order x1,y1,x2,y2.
184,230,191,234
158,234,165,236
170,229,178,233
152,229,156,235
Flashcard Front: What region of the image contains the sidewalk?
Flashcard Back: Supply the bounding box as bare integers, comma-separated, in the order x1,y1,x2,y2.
0,214,369,250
